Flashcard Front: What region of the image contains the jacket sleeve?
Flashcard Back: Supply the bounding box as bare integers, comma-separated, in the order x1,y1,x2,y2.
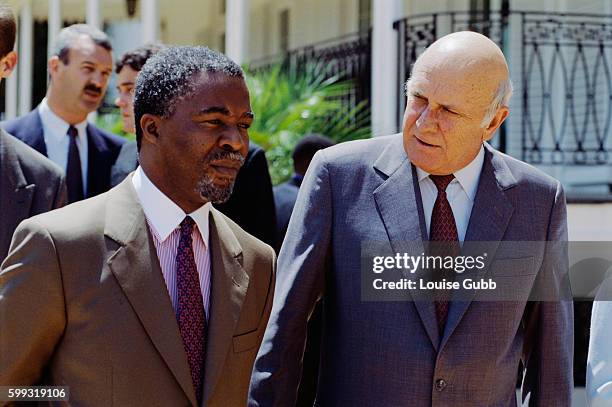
521,180,574,406
53,174,68,209
249,151,331,407
0,218,66,388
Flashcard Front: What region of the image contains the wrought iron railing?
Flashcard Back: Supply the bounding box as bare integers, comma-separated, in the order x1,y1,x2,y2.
249,31,372,123
394,10,612,168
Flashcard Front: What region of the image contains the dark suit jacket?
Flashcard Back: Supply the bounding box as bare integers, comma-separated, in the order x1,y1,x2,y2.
273,176,300,252
0,129,66,263
250,134,573,406
2,108,125,199
0,176,275,407
215,143,276,248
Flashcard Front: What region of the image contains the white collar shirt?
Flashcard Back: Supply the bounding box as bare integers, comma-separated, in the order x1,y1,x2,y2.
415,145,485,243
132,166,212,320
38,98,89,194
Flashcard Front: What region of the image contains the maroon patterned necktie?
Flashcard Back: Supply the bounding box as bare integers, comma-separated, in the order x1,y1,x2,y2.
176,216,205,404
429,174,459,334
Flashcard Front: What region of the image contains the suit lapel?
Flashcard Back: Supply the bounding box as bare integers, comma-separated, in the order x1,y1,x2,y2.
439,144,516,349
202,208,249,406
86,125,108,197
104,179,198,407
19,109,47,155
372,135,440,350
0,130,35,257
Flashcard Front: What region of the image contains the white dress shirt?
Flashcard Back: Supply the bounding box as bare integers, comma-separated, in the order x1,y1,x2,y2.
416,145,485,242
38,98,89,195
587,291,612,406
132,167,212,320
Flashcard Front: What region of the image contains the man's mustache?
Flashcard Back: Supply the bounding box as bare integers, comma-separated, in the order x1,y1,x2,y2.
83,84,102,95
204,151,246,166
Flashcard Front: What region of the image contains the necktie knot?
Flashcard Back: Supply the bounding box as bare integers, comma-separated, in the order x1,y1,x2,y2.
180,216,196,236
430,174,455,192
67,125,78,138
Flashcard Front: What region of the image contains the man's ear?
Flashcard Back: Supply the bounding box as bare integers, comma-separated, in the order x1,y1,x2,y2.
0,51,17,79
483,106,509,142
140,114,162,147
48,55,61,77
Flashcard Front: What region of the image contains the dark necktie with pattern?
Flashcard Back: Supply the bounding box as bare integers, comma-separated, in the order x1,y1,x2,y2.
429,174,460,335
66,125,84,203
176,216,205,404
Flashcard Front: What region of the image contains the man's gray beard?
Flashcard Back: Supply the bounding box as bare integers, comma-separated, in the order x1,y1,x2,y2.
196,174,235,204
196,151,245,204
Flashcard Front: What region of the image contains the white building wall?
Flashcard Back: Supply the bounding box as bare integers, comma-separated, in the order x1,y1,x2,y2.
247,0,360,61
160,0,211,46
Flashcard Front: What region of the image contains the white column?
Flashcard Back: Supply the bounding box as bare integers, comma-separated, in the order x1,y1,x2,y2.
48,0,61,58
225,0,249,64
142,0,160,43
5,36,18,120
86,0,101,29
371,0,402,136
18,0,33,116
86,0,101,123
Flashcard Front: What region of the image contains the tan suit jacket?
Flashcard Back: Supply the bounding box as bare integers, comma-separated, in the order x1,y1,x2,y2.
0,176,275,406
0,129,66,263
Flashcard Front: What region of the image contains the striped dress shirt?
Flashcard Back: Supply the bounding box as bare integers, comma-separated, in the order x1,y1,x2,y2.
132,167,211,320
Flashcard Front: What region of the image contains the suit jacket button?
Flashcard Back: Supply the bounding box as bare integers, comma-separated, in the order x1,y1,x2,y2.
435,378,447,391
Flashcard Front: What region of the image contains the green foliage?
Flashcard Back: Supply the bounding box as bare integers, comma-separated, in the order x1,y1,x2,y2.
96,109,135,141
245,62,371,184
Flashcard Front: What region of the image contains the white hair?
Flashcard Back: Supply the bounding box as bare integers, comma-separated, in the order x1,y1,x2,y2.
480,77,513,128
403,76,513,128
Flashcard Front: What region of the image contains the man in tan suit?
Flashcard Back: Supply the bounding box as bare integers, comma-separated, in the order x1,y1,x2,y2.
0,46,275,407
0,3,66,263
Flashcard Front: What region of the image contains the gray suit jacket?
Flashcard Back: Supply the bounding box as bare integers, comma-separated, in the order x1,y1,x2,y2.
0,176,275,406
0,129,66,263
250,134,573,407
110,141,138,187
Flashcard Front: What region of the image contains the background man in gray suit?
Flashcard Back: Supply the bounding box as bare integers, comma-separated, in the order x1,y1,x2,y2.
250,31,573,406
0,2,66,263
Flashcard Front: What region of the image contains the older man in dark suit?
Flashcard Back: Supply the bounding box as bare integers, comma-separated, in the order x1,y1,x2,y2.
0,3,66,263
2,24,123,203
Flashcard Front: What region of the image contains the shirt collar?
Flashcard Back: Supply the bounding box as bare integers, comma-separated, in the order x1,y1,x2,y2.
415,145,485,202
39,98,88,140
132,166,211,246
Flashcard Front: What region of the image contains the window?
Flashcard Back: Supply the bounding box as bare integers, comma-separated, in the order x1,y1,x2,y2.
279,9,290,53
358,0,372,33
219,32,226,53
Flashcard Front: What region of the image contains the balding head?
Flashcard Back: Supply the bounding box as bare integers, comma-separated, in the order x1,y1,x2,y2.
412,31,511,125
421,31,508,71
402,31,511,175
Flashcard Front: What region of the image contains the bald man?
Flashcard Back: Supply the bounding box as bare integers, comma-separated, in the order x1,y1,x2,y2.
250,32,573,406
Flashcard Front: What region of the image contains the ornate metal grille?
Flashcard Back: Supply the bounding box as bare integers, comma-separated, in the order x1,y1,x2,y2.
394,11,612,167
250,31,372,123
